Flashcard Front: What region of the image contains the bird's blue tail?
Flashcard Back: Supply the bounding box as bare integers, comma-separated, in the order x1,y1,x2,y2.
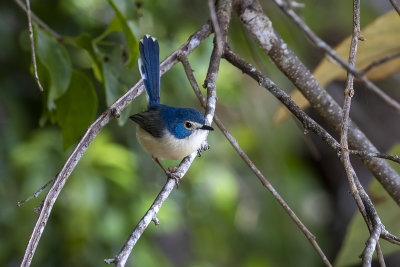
139,35,161,107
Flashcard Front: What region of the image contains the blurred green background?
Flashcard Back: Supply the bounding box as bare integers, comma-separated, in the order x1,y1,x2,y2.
1,0,399,266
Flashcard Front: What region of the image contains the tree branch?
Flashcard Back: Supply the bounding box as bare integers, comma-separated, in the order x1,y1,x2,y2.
20,23,212,267
360,191,386,267
223,46,400,265
179,54,332,267
14,0,63,41
17,175,56,208
23,0,44,92
340,0,363,216
360,51,400,75
223,48,400,170
104,154,198,266
203,0,232,124
339,2,385,265
104,3,233,265
234,0,400,205
348,150,400,164
272,0,400,113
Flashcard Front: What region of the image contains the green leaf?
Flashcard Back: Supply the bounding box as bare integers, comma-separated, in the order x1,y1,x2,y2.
56,71,98,149
334,143,400,266
107,0,138,68
102,48,130,106
94,15,123,42
70,33,104,82
34,24,72,110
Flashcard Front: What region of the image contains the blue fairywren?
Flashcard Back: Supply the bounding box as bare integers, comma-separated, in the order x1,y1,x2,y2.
130,35,213,177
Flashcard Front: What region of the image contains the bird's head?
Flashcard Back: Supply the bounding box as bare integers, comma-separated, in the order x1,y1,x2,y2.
161,107,214,139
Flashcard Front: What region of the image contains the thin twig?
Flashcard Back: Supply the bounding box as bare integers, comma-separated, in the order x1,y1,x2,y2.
360,191,386,267
14,0,62,41
20,23,212,267
340,0,363,211
179,54,332,267
208,0,223,53
24,0,44,92
349,150,400,164
381,229,400,245
340,2,385,266
203,0,232,123
272,0,400,113
17,175,57,207
360,51,400,75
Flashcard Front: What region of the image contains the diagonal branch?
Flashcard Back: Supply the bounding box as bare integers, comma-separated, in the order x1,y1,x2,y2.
179,54,332,267
223,46,400,257
360,51,400,75
104,153,199,267
14,0,62,41
20,23,212,267
272,0,400,113
105,3,233,265
234,0,400,205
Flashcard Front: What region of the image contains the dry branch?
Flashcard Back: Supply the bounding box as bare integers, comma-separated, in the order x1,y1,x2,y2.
234,0,400,205
20,23,212,267
339,1,385,265
179,54,332,267
272,0,400,113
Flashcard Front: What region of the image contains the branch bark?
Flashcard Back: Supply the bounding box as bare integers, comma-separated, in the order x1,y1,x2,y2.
20,23,212,267
104,153,199,267
203,0,232,123
104,2,233,265
223,46,400,264
23,0,44,92
234,0,400,205
180,54,332,266
272,0,400,113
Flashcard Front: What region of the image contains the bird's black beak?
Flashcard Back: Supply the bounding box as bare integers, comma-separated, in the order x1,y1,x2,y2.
200,125,214,131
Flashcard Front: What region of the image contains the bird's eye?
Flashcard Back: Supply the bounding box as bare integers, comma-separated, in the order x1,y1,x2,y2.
184,121,193,129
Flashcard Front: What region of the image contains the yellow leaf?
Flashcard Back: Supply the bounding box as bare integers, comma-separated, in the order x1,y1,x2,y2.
274,11,400,125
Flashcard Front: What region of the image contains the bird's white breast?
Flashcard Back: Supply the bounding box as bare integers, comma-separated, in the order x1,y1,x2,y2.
136,126,208,160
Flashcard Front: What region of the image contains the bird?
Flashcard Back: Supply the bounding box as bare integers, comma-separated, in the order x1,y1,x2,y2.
129,35,214,180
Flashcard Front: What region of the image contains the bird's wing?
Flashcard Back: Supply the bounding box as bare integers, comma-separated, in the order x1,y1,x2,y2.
129,109,165,138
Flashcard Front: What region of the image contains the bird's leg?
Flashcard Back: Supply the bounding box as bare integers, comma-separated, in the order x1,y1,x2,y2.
152,157,180,187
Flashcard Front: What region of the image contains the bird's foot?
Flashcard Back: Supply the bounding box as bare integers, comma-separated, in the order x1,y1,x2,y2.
166,167,180,187
197,143,211,157
153,157,180,187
